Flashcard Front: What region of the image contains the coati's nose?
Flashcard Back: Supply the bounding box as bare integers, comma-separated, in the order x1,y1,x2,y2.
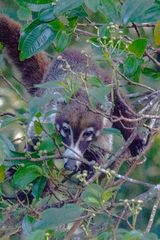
64,161,77,172
63,148,82,171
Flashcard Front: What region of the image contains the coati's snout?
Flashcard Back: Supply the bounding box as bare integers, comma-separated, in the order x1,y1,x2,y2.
55,102,104,171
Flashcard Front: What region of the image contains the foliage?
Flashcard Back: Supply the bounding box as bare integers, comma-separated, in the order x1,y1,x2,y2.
0,0,160,239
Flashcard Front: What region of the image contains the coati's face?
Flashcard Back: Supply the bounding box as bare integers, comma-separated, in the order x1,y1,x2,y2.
55,100,104,171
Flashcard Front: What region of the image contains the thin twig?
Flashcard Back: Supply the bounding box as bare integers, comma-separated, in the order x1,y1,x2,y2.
145,185,160,233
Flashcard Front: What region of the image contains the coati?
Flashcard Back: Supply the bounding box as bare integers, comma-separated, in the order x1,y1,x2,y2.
0,14,143,172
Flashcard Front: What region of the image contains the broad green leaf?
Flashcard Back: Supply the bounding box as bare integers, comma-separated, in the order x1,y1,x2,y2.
27,3,52,12
123,55,141,79
19,20,62,59
38,138,56,152
22,215,36,238
96,232,110,240
0,143,5,165
103,128,122,137
55,31,72,52
0,42,3,49
13,165,42,189
53,0,84,16
99,0,120,23
36,81,63,89
83,196,100,206
142,233,159,240
39,0,84,21
154,21,160,46
0,165,5,183
33,204,83,229
101,187,117,203
1,116,20,129
39,6,55,22
34,120,43,135
121,0,160,24
20,0,53,3
82,183,103,206
16,0,53,11
0,134,15,164
26,230,46,240
32,177,47,200
128,38,147,58
89,84,113,106
67,6,87,18
99,24,110,38
87,76,103,87
84,0,100,12
124,230,143,240
17,7,32,21
142,68,160,79
39,1,86,21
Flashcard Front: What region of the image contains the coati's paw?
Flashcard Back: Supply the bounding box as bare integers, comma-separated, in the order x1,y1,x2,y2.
129,137,145,156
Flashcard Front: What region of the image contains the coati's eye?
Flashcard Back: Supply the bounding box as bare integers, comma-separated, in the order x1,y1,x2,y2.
83,131,94,138
62,125,70,135
83,127,95,141
60,122,71,137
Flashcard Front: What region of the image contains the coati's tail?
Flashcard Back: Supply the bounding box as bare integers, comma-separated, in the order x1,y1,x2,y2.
0,14,49,94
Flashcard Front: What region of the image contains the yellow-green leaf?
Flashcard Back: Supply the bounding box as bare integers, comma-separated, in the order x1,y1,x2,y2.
0,165,5,183
154,21,160,46
128,38,147,58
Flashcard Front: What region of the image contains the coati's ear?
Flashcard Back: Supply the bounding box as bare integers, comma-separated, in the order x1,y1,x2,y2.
56,99,67,110
54,92,67,109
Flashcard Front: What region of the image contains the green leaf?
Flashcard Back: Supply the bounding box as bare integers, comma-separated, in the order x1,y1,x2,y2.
13,165,42,189
142,233,158,240
39,6,55,22
17,7,32,21
32,177,47,200
99,0,120,23
36,81,63,89
154,21,160,46
34,120,43,135
124,230,143,240
128,38,147,58
19,20,60,59
142,68,160,79
84,0,100,12
38,138,56,152
39,1,85,21
123,55,141,78
99,24,110,38
82,183,103,206
103,128,122,137
22,215,36,238
87,76,103,87
26,230,46,240
19,0,53,3
53,0,84,16
16,0,53,12
68,6,87,18
0,142,5,165
0,134,15,165
121,0,160,24
33,204,83,230
101,187,118,203
89,84,113,106
55,31,72,52
1,116,20,129
0,165,5,183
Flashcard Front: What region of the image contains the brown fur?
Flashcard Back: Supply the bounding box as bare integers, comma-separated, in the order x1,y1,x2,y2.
0,14,49,94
